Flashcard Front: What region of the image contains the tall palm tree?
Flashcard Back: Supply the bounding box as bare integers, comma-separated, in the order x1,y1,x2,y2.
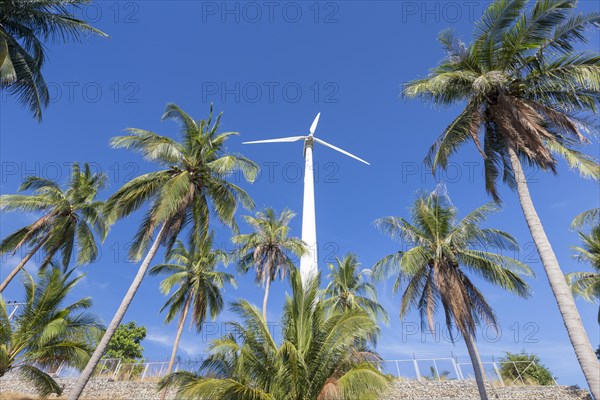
0,267,104,397
0,163,107,293
403,1,600,395
149,235,236,400
158,270,390,400
373,192,532,400
566,211,600,323
68,104,258,400
324,253,389,325
232,208,306,320
0,0,107,120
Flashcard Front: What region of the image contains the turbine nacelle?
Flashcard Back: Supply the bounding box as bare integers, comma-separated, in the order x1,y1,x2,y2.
242,113,370,165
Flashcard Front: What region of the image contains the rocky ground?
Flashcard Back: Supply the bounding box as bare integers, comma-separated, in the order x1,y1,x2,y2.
0,375,592,399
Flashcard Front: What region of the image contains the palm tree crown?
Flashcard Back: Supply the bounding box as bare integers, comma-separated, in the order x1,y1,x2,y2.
0,267,103,397
404,0,599,201
106,103,259,260
0,163,107,291
150,235,236,329
374,192,532,336
324,254,389,325
0,0,107,120
159,271,390,400
232,208,306,319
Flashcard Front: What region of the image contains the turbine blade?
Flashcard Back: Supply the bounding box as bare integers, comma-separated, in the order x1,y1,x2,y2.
313,137,370,165
243,136,306,144
309,113,321,136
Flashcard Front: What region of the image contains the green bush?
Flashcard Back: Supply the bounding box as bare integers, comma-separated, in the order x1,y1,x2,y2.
498,352,555,386
103,321,147,362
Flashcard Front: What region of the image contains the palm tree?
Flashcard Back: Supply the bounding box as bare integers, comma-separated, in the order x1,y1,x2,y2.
158,270,390,400
373,192,532,400
324,253,389,324
68,104,258,400
0,267,104,397
149,235,236,400
0,163,107,293
403,1,600,395
566,212,600,323
0,0,107,120
424,366,451,382
232,208,306,320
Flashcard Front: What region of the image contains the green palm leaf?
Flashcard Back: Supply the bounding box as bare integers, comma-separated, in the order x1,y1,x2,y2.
0,267,103,397
0,0,106,120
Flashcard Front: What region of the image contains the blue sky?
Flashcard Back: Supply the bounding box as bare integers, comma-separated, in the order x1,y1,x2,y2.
1,0,599,388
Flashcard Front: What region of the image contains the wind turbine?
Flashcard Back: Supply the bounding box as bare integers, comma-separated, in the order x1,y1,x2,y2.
243,113,369,284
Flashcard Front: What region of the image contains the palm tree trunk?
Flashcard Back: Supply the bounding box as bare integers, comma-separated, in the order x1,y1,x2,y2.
262,277,271,321
159,295,192,400
0,237,47,293
67,224,168,400
508,146,600,399
463,331,488,400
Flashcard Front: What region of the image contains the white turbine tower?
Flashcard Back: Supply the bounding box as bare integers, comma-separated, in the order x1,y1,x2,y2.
243,113,369,284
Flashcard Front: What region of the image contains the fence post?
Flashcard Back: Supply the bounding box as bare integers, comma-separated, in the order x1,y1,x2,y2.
395,360,401,377
112,360,122,381
512,361,524,385
432,359,441,381
413,355,421,381
141,363,150,380
457,363,464,380
55,362,65,377
492,362,504,386
451,358,461,380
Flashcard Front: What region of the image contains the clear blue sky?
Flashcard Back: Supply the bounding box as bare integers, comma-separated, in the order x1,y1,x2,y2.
1,0,599,388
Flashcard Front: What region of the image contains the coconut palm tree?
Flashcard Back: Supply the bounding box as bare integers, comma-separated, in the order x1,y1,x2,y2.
68,104,258,400
403,1,600,395
0,267,103,397
149,235,236,400
0,0,107,120
232,208,305,320
158,270,390,400
0,163,107,293
374,192,532,400
424,366,451,382
324,254,389,325
566,212,600,323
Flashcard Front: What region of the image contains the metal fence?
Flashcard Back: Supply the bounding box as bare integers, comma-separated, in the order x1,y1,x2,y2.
52,358,206,381
377,357,557,386
44,356,555,387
